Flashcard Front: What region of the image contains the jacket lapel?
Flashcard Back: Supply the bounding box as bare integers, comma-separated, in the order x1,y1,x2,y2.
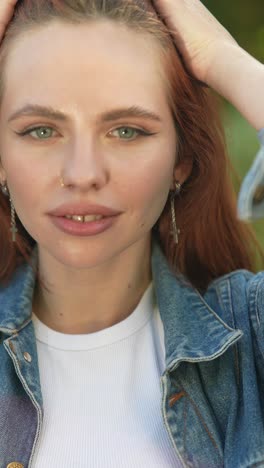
151,240,243,371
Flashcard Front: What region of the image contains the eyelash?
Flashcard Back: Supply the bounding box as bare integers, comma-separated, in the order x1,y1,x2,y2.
15,125,157,142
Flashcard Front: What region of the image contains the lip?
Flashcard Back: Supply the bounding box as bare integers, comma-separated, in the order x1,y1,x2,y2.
49,214,120,237
48,203,122,217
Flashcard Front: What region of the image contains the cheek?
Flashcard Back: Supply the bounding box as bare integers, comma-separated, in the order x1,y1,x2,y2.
10,178,40,231
1,152,44,231
117,146,174,225
3,154,36,197
0,136,54,207
140,168,172,221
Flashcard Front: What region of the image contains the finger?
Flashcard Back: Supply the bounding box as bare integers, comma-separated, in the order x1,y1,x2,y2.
0,0,18,40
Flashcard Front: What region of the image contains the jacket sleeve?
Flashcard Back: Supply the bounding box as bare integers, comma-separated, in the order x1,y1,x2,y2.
247,272,264,371
207,269,264,384
237,128,264,221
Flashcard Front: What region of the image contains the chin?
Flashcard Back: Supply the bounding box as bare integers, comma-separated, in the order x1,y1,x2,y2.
39,240,120,270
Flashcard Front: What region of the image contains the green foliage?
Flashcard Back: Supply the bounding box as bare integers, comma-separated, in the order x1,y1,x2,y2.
203,0,264,61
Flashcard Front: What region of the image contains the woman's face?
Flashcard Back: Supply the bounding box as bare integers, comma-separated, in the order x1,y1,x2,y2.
0,20,182,269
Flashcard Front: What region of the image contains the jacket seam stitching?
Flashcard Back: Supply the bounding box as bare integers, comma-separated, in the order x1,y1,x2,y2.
194,287,239,332
255,279,262,327
0,317,33,335
227,279,240,389
4,337,42,466
254,279,264,362
247,276,264,363
209,270,252,287
179,381,222,459
183,394,187,456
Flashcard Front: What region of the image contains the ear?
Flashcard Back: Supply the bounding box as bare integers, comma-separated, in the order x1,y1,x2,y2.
170,157,193,190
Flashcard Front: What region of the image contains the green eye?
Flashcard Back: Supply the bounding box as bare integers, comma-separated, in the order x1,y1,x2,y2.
110,126,151,141
117,127,138,139
31,127,54,139
17,126,56,139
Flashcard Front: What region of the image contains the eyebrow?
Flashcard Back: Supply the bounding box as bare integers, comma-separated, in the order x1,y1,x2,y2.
7,104,162,124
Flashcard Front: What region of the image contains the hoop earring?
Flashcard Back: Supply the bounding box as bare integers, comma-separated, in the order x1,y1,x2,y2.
170,181,181,244
1,182,17,242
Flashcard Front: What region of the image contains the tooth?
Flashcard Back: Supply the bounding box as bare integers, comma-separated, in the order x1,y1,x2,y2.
64,214,103,222
72,215,84,222
84,215,94,222
84,215,103,222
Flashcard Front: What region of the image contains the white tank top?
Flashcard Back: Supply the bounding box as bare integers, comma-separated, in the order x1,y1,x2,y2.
31,283,182,467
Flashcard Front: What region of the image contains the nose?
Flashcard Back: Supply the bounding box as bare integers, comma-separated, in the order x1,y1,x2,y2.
61,137,109,192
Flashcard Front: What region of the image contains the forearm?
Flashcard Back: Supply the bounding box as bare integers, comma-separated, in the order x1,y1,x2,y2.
206,43,264,131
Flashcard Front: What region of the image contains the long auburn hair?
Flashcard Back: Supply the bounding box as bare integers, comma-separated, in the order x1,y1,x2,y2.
0,0,262,291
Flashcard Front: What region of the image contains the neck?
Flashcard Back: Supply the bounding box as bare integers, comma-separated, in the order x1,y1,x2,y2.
32,237,152,334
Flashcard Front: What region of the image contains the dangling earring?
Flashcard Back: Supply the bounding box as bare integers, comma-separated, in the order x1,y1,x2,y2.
1,181,18,242
10,198,17,242
170,180,181,244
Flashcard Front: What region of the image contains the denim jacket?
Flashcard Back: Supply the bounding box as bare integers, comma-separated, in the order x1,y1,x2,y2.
1,129,264,468
0,239,264,468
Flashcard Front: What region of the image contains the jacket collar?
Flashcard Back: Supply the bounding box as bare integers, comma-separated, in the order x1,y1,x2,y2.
151,240,242,371
0,244,38,334
0,241,242,371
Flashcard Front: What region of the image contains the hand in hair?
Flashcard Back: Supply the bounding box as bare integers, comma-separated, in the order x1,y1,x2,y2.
0,0,17,41
151,0,238,85
151,0,264,130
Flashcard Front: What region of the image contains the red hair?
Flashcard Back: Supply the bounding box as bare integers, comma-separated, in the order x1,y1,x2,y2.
0,0,262,291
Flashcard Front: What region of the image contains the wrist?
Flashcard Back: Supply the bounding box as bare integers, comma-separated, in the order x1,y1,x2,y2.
205,43,264,130
205,43,248,90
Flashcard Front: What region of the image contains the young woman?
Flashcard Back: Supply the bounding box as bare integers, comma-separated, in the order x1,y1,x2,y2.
0,1,263,467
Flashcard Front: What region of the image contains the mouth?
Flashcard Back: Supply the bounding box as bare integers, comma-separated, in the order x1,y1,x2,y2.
49,212,120,236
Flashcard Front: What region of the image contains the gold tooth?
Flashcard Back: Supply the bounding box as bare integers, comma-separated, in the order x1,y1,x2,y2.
65,214,103,222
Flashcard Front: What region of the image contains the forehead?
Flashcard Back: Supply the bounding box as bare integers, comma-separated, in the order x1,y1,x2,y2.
2,20,169,116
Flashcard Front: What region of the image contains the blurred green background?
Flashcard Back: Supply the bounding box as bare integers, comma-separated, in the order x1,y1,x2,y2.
203,1,264,251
